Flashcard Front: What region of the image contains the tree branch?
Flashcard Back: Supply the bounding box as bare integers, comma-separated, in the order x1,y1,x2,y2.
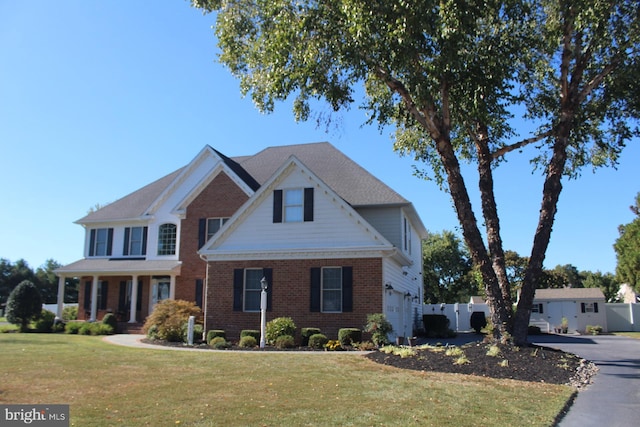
491,130,554,158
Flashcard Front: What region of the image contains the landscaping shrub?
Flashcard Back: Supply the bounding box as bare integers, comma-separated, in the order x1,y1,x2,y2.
64,321,83,334
586,325,603,335
422,314,450,337
142,299,201,342
364,313,393,346
206,330,226,344
77,322,113,336
6,280,42,332
62,305,78,321
102,313,118,333
240,330,261,341
265,317,296,345
324,340,342,351
301,327,321,346
338,328,362,346
183,323,204,343
308,333,328,349
469,312,487,334
239,335,257,348
275,335,296,349
210,336,230,349
34,309,56,333
352,341,377,351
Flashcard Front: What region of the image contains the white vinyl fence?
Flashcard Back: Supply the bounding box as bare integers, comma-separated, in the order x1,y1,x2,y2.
422,302,491,332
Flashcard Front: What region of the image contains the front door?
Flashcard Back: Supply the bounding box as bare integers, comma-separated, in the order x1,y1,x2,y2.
150,278,170,313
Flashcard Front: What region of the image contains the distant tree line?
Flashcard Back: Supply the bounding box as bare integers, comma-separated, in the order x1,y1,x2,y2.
423,231,621,304
0,258,78,308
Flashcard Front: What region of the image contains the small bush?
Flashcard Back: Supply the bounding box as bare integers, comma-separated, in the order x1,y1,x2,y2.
146,324,159,339
206,330,226,344
352,341,377,351
102,313,118,333
364,313,393,346
586,325,603,335
265,317,296,345
62,305,78,321
64,321,83,334
324,340,342,351
275,335,296,349
210,336,230,349
77,322,113,336
34,309,56,333
423,314,450,338
470,312,487,334
308,333,329,349
239,335,257,348
338,328,362,346
143,299,201,342
240,330,261,341
301,327,321,346
183,322,204,343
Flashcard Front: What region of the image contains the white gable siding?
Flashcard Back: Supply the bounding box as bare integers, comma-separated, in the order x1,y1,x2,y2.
214,167,389,251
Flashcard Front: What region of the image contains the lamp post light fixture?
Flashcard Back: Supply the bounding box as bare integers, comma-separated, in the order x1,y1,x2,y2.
259,277,268,349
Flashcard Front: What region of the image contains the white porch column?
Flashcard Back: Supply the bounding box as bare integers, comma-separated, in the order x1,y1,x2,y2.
56,276,65,318
129,275,138,323
90,275,99,321
169,275,176,300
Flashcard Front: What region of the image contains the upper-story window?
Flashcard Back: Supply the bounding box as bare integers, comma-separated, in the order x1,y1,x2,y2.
403,217,412,255
157,223,177,255
89,228,113,257
273,188,314,223
124,226,147,256
207,217,229,240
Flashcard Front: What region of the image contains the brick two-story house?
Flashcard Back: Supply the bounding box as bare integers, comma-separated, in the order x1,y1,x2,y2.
54,142,427,340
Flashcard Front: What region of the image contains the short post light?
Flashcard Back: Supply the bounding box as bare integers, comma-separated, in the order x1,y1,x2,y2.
259,276,268,349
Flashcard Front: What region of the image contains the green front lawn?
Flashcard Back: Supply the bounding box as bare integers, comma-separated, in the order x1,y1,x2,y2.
0,334,573,426
613,331,640,339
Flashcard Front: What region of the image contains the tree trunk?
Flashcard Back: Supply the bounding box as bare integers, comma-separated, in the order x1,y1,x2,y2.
433,136,511,340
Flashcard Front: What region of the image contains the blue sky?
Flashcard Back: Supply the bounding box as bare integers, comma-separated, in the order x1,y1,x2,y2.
1,1,638,275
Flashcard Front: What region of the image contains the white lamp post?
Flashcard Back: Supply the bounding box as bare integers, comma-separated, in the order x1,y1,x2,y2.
259,277,268,349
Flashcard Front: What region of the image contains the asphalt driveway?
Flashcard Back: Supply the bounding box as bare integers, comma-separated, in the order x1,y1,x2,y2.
531,334,640,427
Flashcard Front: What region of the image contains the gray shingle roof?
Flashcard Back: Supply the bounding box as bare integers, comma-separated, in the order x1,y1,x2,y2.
534,288,605,300
78,142,410,223
54,259,181,275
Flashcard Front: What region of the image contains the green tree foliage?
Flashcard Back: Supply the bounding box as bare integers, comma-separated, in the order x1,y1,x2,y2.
192,0,640,344
6,280,43,332
422,231,476,303
539,264,583,289
614,193,640,292
0,258,36,305
0,258,77,306
582,271,619,302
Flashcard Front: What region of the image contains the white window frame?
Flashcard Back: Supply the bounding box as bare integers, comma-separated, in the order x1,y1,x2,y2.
93,228,109,257
243,268,263,312
127,226,145,256
583,302,596,313
321,267,342,313
157,223,177,256
284,188,303,222
207,217,229,240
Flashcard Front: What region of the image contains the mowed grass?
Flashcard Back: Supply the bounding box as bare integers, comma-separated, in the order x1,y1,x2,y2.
613,331,640,339
0,334,573,426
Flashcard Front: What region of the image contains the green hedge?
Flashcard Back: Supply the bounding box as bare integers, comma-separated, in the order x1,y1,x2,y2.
301,328,321,346
338,328,362,346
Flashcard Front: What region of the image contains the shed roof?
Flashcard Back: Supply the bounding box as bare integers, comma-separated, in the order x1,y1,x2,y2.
533,288,605,300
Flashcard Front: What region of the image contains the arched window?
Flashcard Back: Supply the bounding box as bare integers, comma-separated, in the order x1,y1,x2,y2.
157,223,177,255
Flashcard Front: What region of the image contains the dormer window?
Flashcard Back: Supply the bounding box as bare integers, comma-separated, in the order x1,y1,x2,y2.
89,228,113,257
273,188,314,223
157,223,177,255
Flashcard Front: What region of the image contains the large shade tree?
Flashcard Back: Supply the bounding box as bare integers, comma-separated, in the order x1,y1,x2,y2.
614,193,640,292
192,0,640,344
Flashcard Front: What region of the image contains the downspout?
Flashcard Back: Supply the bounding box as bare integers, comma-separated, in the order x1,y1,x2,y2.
200,253,209,335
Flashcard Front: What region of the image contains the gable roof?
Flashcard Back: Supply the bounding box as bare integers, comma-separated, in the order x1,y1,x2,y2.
534,288,605,300
77,142,418,226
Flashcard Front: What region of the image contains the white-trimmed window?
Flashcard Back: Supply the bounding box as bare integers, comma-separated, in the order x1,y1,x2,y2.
284,189,304,222
124,226,147,256
322,267,343,313
531,303,544,314
207,217,229,240
403,217,412,255
157,223,177,255
273,188,314,223
243,268,263,312
89,228,113,257
581,302,599,313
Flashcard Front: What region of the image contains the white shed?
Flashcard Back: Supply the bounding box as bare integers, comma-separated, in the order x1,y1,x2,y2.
529,288,608,333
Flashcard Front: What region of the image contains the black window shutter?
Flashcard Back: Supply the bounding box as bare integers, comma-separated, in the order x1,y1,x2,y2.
89,230,96,256
106,228,114,257
123,228,130,256
594,302,599,313
304,187,314,222
233,269,244,311
142,227,148,255
84,281,91,310
342,266,353,312
273,190,283,223
539,303,544,314
118,281,127,313
100,281,109,310
136,281,143,311
263,268,273,311
198,218,207,249
195,279,203,308
581,302,586,313
310,268,321,312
